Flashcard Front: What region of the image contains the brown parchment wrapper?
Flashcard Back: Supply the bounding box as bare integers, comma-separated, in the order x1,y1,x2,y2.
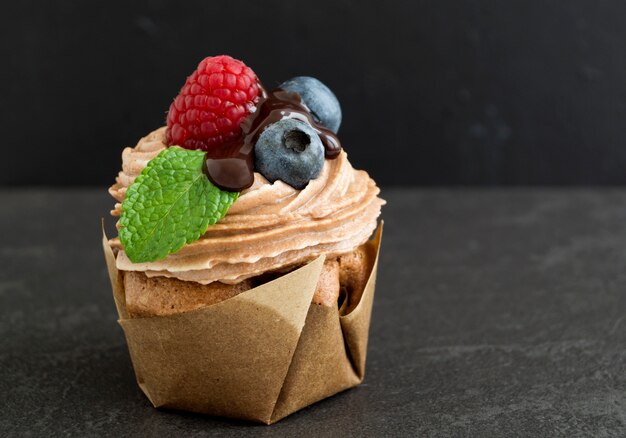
102,223,383,424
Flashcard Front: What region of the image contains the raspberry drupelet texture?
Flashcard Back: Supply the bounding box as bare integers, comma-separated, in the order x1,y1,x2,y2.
166,55,260,151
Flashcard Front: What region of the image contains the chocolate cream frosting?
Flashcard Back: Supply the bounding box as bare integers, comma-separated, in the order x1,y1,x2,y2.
109,127,384,284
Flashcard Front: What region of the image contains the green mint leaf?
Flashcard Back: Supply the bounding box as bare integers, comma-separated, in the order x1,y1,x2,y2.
119,146,239,263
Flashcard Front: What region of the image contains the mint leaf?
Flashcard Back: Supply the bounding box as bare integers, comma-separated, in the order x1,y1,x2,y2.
119,146,239,263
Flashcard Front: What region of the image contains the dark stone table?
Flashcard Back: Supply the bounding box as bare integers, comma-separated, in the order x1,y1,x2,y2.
2,189,625,437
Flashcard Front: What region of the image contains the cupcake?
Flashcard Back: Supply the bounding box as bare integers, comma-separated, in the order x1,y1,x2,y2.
102,55,384,424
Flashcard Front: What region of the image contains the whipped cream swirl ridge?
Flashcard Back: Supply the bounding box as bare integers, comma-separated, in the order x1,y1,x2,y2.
109,127,384,284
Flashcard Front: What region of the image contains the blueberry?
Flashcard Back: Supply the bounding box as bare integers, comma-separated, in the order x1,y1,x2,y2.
254,119,325,189
279,76,342,134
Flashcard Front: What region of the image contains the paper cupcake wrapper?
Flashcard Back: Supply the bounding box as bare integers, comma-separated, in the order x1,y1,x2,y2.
102,222,383,424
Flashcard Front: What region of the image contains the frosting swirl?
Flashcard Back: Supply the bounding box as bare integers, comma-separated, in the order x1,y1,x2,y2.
109,127,384,284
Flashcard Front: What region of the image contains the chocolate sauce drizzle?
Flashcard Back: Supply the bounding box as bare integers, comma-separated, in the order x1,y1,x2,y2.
204,87,342,192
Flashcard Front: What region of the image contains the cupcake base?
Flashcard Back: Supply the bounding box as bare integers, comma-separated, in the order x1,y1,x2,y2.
123,244,374,318
102,223,383,424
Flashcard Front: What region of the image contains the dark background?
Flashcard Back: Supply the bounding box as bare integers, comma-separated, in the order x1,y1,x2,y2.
3,0,626,187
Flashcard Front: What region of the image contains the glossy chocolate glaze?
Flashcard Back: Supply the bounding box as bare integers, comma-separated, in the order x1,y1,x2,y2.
204,87,342,192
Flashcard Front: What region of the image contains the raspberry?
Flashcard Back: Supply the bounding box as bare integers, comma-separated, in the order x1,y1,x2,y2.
166,55,260,151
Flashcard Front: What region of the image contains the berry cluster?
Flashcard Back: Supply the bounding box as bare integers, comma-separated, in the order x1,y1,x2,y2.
166,56,342,190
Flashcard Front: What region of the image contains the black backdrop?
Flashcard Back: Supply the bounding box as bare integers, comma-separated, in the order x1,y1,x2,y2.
3,0,626,186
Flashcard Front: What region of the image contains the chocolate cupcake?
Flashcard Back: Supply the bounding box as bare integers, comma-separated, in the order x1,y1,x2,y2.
103,55,384,424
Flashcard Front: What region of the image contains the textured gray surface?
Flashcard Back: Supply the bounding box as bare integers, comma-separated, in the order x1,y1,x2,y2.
1,188,626,437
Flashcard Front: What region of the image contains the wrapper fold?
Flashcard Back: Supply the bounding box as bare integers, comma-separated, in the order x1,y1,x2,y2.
102,223,382,424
